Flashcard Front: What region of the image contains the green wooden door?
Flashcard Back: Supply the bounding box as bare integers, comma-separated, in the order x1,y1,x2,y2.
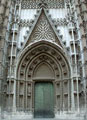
34,82,54,118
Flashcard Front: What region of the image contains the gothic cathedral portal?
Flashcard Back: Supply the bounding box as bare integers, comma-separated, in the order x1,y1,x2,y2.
1,0,87,119
16,9,71,118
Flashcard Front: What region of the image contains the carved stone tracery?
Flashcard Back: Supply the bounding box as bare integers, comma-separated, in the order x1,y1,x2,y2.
30,13,56,42
20,18,68,27
21,0,65,9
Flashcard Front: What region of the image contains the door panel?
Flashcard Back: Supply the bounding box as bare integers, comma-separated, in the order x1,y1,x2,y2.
34,82,54,118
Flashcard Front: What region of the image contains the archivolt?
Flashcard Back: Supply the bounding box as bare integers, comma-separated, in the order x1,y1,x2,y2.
16,41,71,80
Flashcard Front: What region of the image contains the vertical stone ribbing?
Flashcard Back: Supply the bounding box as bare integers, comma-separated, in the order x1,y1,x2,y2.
0,0,7,111
75,0,87,109
0,0,11,111
76,0,87,82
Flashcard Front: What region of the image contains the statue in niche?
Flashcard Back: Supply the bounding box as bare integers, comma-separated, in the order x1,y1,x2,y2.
27,84,31,94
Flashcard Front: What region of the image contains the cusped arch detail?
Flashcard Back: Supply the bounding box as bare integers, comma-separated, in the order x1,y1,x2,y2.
25,53,62,81
33,62,55,79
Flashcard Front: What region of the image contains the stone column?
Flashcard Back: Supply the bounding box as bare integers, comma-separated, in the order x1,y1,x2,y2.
76,77,79,111
71,78,75,111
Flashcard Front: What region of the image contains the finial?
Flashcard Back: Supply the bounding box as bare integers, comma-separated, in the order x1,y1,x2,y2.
38,0,48,9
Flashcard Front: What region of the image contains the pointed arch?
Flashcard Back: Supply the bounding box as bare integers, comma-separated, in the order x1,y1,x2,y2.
33,62,55,79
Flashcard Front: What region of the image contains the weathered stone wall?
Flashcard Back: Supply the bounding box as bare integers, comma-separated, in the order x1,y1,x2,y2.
0,0,11,111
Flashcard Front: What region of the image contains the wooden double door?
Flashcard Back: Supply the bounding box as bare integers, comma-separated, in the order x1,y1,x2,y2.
34,82,54,118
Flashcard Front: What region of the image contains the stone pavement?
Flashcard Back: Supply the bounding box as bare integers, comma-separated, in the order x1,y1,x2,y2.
0,112,86,120
0,116,85,120
0,118,86,120
1,115,86,120
1,118,85,120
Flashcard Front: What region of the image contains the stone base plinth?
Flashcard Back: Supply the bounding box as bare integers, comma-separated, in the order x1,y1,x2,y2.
0,110,86,120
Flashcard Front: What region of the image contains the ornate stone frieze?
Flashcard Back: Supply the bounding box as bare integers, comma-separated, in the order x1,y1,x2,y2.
20,20,32,27
52,18,68,26
20,18,67,27
21,0,65,9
